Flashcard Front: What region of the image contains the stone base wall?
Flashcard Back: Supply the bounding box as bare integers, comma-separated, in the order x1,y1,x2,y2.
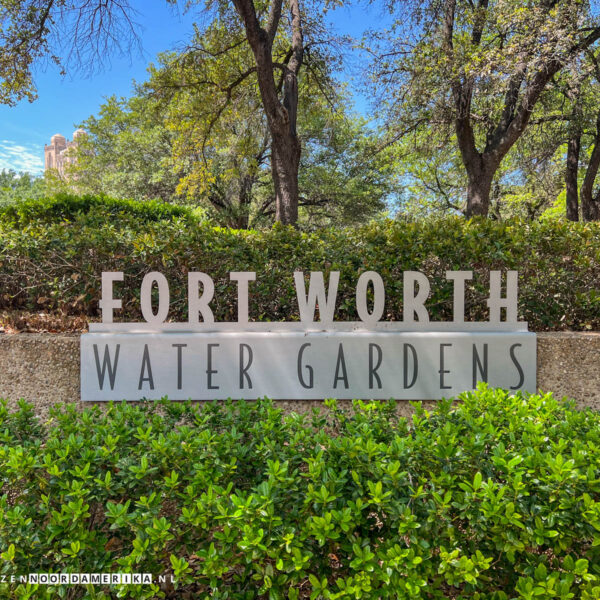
0,332,598,417
536,332,600,409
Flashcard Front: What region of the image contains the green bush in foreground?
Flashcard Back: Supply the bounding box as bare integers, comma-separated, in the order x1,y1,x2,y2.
1,386,600,599
1,196,600,330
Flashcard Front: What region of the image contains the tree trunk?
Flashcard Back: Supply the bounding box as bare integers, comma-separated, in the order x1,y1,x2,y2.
581,112,600,222
589,194,600,220
441,0,600,219
582,187,600,221
231,0,303,226
465,176,492,216
236,174,252,229
464,159,495,217
250,30,301,226
272,131,300,224
565,133,580,221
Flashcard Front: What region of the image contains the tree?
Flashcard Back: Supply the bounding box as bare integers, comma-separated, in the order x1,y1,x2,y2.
162,0,344,225
536,52,600,222
137,18,391,228
67,94,183,203
388,76,581,221
144,24,277,228
0,169,45,203
0,0,140,104
561,66,584,221
388,127,467,217
373,0,600,217
68,49,392,229
223,0,305,224
296,99,395,227
1,0,345,225
576,52,600,221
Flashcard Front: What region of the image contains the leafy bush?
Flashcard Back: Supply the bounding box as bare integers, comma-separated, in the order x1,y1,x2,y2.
0,194,195,228
0,196,599,329
1,386,600,599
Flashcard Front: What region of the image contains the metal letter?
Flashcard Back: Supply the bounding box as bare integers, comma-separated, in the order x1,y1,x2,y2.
403,272,430,323
294,271,339,324
188,272,215,325
356,271,385,327
99,272,123,324
230,272,256,325
141,272,169,325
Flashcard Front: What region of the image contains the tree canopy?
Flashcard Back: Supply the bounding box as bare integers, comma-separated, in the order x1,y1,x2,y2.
0,0,140,104
6,0,600,222
371,0,600,218
65,54,394,228
0,169,45,204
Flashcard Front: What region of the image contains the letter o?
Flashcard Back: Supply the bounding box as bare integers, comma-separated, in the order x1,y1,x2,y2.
356,271,385,327
140,272,170,325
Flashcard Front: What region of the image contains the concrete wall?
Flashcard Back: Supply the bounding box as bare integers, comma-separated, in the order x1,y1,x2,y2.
0,332,598,417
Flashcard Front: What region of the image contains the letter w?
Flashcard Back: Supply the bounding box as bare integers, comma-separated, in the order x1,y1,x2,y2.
93,344,120,390
294,271,339,324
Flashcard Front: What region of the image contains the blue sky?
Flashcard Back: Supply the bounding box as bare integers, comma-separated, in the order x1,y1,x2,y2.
0,1,387,175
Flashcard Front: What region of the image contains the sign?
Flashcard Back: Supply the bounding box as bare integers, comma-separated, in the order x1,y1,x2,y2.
81,270,536,401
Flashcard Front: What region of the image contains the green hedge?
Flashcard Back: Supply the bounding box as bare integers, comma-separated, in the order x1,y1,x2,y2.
1,387,600,598
1,195,600,330
0,194,195,228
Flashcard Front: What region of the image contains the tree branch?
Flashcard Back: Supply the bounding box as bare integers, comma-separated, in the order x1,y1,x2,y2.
266,0,283,44
287,0,304,76
443,0,481,173
489,26,600,161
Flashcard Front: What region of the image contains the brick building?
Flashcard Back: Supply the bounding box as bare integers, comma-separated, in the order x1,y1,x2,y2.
44,129,86,178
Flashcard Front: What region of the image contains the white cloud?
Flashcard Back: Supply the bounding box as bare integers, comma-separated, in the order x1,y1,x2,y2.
0,139,44,174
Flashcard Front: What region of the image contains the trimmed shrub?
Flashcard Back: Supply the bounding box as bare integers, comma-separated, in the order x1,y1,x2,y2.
0,194,195,228
1,198,599,329
1,387,600,598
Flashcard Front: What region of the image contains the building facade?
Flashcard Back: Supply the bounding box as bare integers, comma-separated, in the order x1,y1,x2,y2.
44,129,86,178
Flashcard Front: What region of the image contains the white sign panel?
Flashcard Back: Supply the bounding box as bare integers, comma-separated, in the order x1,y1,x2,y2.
81,331,536,401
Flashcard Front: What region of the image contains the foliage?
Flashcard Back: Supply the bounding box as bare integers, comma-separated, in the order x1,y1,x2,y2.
370,0,600,215
68,94,184,204
67,30,390,229
296,98,395,227
0,170,45,205
0,196,599,330
391,129,467,217
1,387,600,598
0,0,141,105
0,194,198,228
